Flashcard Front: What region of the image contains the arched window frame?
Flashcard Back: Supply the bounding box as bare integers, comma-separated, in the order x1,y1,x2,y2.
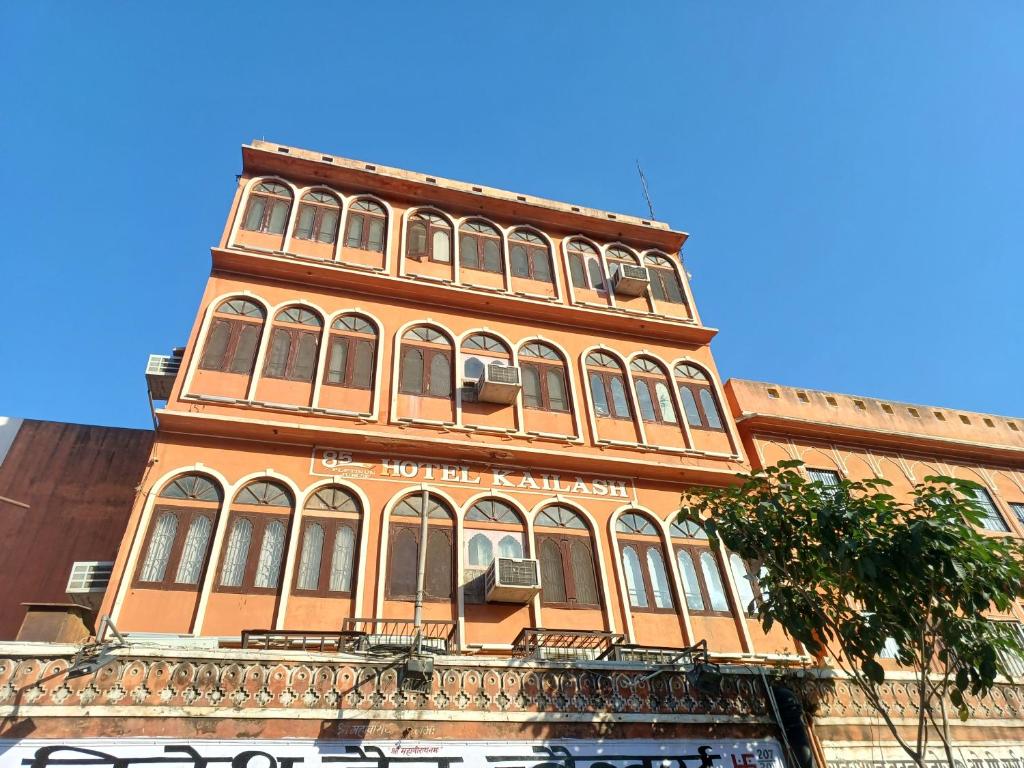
644,252,688,306
615,512,675,613
463,497,527,605
323,314,378,390
344,198,388,253
216,480,293,594
386,492,455,601
460,333,512,388
586,351,633,421
604,245,641,283
673,362,726,431
399,326,454,399
670,522,731,616
292,484,362,596
458,220,504,274
508,229,553,283
565,239,606,293
240,180,293,235
198,298,266,376
134,474,222,590
263,306,323,382
405,211,453,264
293,190,342,244
534,504,601,609
519,341,571,413
630,357,679,426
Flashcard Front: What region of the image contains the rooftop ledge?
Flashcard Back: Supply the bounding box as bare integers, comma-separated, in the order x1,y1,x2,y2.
243,141,688,252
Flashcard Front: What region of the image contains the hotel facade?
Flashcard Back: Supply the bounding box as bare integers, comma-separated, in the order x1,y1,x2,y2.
2,141,1024,768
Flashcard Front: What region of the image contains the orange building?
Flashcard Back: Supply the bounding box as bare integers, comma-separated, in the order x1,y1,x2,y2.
2,141,1023,768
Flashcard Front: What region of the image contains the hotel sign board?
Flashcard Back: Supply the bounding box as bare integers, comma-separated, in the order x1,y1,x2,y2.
2,739,784,768
310,448,636,501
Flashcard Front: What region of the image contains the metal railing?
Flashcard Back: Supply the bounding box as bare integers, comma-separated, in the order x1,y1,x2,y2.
342,618,457,655
512,627,624,660
240,629,366,653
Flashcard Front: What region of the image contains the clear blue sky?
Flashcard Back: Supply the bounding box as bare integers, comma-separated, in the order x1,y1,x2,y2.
1,3,1021,429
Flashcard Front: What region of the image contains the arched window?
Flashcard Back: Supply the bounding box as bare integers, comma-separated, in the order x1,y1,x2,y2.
630,358,678,425
645,253,688,305
605,246,640,282
671,519,730,615
387,493,455,600
294,191,341,244
586,351,632,420
399,326,453,398
535,504,599,607
461,333,511,384
674,363,725,430
294,485,361,595
406,212,452,263
519,342,569,412
324,314,377,390
263,307,322,382
459,221,503,274
509,229,553,283
566,239,604,291
136,474,221,587
218,480,292,593
344,199,387,252
615,512,673,611
199,299,265,375
463,498,525,603
729,553,762,616
241,181,292,235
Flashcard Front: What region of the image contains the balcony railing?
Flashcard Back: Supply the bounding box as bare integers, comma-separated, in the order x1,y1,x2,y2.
342,618,457,655
512,627,624,661
240,629,366,653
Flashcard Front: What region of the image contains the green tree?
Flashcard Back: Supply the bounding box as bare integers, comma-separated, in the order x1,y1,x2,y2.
680,460,1024,768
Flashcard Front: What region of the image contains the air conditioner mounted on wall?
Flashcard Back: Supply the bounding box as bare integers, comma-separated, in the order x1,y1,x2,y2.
475,362,522,404
65,561,114,610
611,265,650,296
485,557,541,603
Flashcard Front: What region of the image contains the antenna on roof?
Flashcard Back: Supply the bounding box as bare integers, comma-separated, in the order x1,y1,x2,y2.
636,159,656,220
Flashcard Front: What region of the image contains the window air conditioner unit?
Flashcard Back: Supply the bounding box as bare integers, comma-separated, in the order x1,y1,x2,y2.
66,561,113,610
475,362,522,404
485,557,541,603
611,265,650,296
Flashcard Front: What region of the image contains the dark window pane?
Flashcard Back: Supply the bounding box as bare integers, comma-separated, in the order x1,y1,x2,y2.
229,323,260,374
425,528,452,599
700,389,723,429
510,245,529,277
295,205,316,240
407,221,427,256
610,376,631,418
636,380,657,422
571,540,599,605
318,208,339,244
464,356,485,380
400,347,424,394
546,368,568,411
649,270,667,301
243,197,267,231
482,239,501,272
664,270,686,304
522,364,541,408
352,340,374,389
539,539,566,603
680,386,703,427
265,329,291,378
292,332,318,381
346,213,365,248
367,218,384,252
200,320,231,370
587,258,605,291
389,527,418,597
460,235,479,269
267,200,289,234
569,254,587,289
531,248,551,282
327,337,348,384
429,352,452,397
590,373,610,417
